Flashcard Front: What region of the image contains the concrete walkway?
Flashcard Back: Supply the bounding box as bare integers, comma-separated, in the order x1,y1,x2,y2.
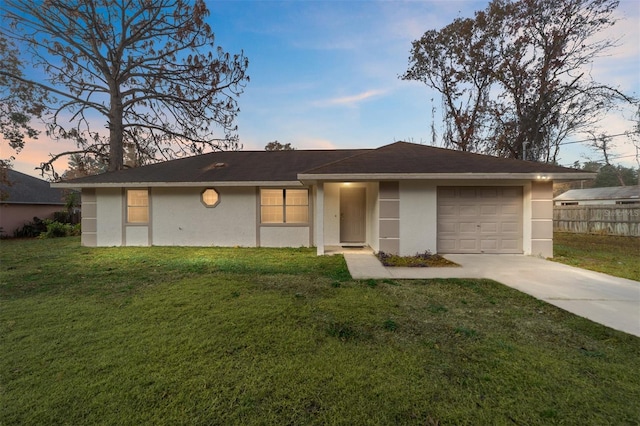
343,252,640,337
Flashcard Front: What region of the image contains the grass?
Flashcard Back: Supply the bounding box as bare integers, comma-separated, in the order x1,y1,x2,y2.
1,237,639,425
553,232,640,281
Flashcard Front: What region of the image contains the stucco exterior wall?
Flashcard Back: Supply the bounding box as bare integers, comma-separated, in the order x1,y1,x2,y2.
260,226,310,247
323,183,341,246
399,181,438,256
0,204,62,236
395,179,544,257
366,182,380,252
89,186,315,248
81,189,97,246
379,181,400,254
96,188,123,246
125,226,149,246
152,187,256,246
529,180,554,258
84,179,550,255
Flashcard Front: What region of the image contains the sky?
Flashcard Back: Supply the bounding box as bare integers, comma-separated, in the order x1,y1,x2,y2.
5,0,640,178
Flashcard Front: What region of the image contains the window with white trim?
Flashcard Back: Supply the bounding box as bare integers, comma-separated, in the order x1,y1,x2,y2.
260,189,309,224
127,189,149,223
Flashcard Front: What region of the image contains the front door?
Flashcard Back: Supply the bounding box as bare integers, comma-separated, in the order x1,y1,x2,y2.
340,187,366,243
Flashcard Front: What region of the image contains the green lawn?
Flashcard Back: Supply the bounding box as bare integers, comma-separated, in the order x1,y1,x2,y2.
553,232,640,281
1,237,639,425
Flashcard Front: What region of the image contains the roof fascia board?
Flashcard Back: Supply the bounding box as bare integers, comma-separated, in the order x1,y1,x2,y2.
297,172,596,181
1,201,65,205
51,180,305,189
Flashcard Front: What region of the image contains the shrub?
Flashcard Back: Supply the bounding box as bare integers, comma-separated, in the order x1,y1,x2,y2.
38,220,81,239
376,250,457,267
14,217,47,238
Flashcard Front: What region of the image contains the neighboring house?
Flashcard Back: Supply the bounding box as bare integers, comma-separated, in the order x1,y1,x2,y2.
554,186,640,206
52,141,594,258
0,169,67,235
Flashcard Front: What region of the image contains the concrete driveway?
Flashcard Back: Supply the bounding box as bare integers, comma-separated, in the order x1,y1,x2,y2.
343,253,640,337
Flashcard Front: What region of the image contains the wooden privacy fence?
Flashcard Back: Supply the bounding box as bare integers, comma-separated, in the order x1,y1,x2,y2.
554,205,640,237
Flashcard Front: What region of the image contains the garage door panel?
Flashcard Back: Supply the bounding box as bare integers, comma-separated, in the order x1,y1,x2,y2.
438,239,457,251
439,222,457,233
438,186,523,254
438,205,457,216
480,205,497,216
439,188,457,198
500,239,520,250
480,239,497,250
480,188,499,198
480,222,497,233
459,188,478,198
501,222,519,233
459,205,478,216
459,222,478,233
459,239,478,250
501,204,519,215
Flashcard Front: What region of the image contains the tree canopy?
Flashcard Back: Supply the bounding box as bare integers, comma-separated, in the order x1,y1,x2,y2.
265,141,295,151
0,34,48,170
0,0,249,177
403,0,636,163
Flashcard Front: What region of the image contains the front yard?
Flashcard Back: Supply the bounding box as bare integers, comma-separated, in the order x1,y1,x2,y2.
1,237,639,425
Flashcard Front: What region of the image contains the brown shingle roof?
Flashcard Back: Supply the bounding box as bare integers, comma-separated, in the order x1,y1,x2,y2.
57,141,588,186
60,149,367,184
301,142,585,175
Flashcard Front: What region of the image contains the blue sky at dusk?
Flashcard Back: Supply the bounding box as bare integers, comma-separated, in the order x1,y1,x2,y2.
8,0,640,177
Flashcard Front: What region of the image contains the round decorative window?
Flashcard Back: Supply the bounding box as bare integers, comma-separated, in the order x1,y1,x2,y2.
201,188,220,207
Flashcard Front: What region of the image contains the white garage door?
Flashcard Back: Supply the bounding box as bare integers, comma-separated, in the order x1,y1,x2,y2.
437,187,523,254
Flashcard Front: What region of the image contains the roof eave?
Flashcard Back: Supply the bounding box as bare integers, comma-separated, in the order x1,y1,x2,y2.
1,201,65,205
297,172,597,181
51,180,305,189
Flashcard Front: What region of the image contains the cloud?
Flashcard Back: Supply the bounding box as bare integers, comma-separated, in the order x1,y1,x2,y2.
314,89,387,108
295,137,339,150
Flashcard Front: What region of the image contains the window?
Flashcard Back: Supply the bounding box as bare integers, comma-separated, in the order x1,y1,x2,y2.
127,189,149,223
201,188,220,207
260,189,309,224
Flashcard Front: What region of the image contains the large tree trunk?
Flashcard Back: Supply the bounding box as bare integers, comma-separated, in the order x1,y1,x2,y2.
108,90,124,172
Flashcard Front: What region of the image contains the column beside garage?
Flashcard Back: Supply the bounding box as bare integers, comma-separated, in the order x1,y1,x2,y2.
528,180,554,258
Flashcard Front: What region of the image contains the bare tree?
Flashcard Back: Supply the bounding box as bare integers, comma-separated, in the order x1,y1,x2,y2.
589,132,627,185
404,0,634,163
0,0,249,177
629,105,640,186
403,13,499,152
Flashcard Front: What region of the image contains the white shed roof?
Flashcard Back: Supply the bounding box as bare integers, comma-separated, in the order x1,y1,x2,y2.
554,185,640,201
